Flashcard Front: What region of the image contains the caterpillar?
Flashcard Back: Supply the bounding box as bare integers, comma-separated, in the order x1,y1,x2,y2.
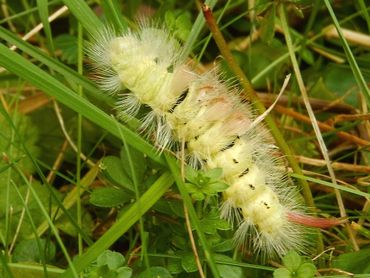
88,23,313,259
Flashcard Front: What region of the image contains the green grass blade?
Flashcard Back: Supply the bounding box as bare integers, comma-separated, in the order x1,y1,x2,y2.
324,0,370,108
35,163,100,239
358,0,370,34
101,0,128,32
0,43,165,166
11,179,50,277
292,173,370,199
0,251,14,278
61,172,174,277
12,165,78,277
117,121,150,268
0,0,60,25
37,0,55,54
7,263,63,277
0,26,108,103
182,0,218,59
62,0,103,35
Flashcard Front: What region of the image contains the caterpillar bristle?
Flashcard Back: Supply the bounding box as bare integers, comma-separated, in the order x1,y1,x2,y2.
88,23,315,259
115,93,141,119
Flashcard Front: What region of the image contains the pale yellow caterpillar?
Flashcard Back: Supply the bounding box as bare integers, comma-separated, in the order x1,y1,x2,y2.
88,24,314,259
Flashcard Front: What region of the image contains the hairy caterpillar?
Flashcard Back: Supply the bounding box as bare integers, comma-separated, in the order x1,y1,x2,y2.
88,24,312,259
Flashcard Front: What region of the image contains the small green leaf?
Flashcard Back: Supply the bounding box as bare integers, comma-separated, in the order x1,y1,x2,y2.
199,217,230,234
296,263,317,278
200,219,217,234
204,168,223,179
185,166,198,183
184,182,199,193
56,205,94,237
116,266,132,278
283,250,302,272
168,201,185,217
212,239,234,252
138,266,172,278
192,192,205,201
299,47,315,65
273,268,291,278
165,10,192,42
214,254,244,278
174,13,191,41
204,211,230,227
213,218,230,230
167,258,183,274
333,249,370,274
318,64,370,107
0,181,57,243
102,156,133,190
181,252,198,273
172,235,187,250
185,167,228,199
164,11,176,30
94,265,112,278
12,238,56,263
90,187,132,207
84,251,132,278
206,182,229,193
96,250,125,270
0,111,40,177
207,233,223,246
153,199,185,218
54,34,78,64
120,145,146,184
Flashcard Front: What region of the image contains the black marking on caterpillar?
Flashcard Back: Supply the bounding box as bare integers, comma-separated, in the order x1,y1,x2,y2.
238,168,250,178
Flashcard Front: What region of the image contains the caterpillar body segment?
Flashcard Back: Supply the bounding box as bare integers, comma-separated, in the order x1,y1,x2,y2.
88,25,309,259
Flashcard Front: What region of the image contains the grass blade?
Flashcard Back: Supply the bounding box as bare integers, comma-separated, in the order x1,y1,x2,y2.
182,0,218,59
292,173,370,199
324,0,370,108
0,43,165,166
36,0,55,54
61,172,174,277
62,0,103,35
10,162,78,277
0,26,108,103
101,0,129,32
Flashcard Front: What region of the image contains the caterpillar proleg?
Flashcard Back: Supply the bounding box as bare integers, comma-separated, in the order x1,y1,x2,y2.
88,23,315,259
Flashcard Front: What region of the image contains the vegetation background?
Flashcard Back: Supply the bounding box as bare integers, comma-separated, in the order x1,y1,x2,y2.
0,0,369,277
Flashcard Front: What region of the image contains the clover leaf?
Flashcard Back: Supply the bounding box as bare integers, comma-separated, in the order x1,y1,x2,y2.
273,251,317,278
185,167,229,201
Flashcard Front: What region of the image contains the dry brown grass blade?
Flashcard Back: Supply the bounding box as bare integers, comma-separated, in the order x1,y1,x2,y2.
327,113,370,125
257,92,356,114
274,104,369,147
325,25,370,48
296,155,370,174
18,92,51,114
